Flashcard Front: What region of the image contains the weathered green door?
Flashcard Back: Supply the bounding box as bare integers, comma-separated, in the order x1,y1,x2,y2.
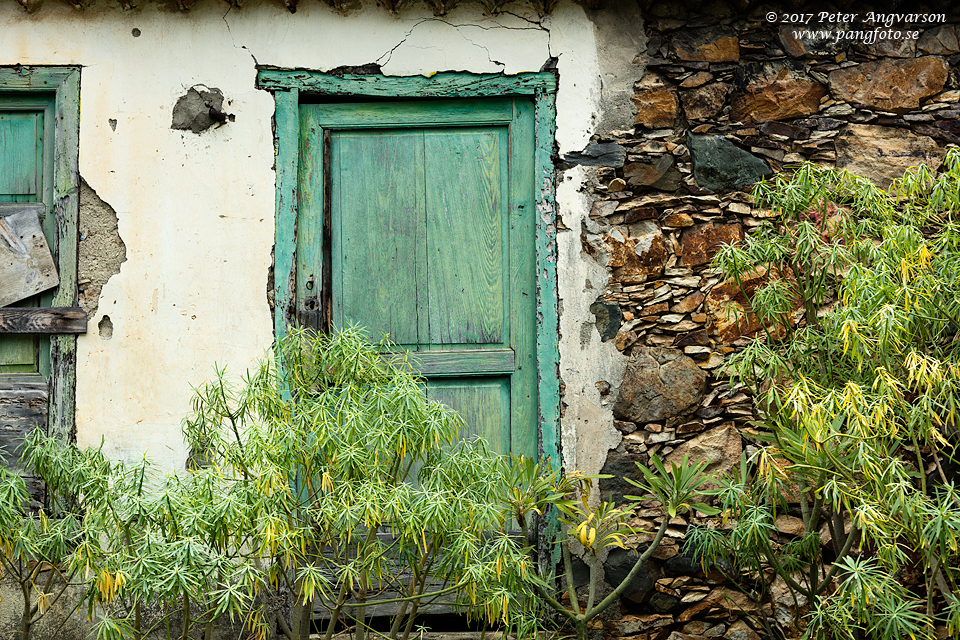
298,99,537,457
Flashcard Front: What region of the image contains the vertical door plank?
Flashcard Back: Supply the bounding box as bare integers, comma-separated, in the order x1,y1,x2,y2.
507,100,538,459
424,128,504,346
331,130,423,346
297,108,324,330
273,89,300,341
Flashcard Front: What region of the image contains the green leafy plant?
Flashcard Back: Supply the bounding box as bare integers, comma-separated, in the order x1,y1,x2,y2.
0,430,115,640
689,154,960,639
505,453,714,640
81,327,539,640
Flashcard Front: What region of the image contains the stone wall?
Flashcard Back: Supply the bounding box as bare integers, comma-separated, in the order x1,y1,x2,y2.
585,5,960,639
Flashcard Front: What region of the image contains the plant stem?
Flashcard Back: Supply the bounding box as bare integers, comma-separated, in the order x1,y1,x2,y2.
181,590,191,640
584,518,668,624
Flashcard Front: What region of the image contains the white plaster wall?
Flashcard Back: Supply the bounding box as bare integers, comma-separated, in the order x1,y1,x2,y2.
0,0,622,475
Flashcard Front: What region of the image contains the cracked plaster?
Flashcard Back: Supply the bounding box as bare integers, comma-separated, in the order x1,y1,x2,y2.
0,0,631,476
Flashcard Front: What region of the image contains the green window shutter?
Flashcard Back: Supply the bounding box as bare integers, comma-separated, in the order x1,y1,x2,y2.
0,106,49,374
302,98,537,457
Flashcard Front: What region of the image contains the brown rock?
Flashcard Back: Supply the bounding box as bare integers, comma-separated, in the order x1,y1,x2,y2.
679,223,743,267
633,74,678,129
682,83,730,121
677,421,705,435
595,223,668,278
610,614,674,635
680,71,713,89
679,587,763,622
626,155,674,187
775,514,806,537
618,204,659,224
836,124,942,189
644,302,670,315
918,25,959,55
672,26,739,62
673,329,710,348
663,212,694,227
614,347,707,423
609,178,627,192
665,424,742,487
704,265,796,344
730,63,826,123
724,621,761,640
829,58,948,113
672,291,705,314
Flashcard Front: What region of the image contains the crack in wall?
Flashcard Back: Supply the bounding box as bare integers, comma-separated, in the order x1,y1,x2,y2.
374,16,552,70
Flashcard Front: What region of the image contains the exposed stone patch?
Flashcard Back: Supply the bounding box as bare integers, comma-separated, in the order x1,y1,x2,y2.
613,347,706,424
171,86,234,134
79,179,127,319
583,6,960,637
828,58,949,113
835,124,943,188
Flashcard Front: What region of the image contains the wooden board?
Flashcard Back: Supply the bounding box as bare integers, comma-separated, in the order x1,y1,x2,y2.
0,307,87,334
0,205,59,307
0,381,48,509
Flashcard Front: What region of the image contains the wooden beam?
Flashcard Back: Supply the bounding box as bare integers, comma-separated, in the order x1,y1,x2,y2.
257,71,557,97
0,307,86,334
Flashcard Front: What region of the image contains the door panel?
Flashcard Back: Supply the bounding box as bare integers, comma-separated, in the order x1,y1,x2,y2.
427,378,510,452
424,129,505,346
0,111,42,202
331,130,423,346
300,99,536,457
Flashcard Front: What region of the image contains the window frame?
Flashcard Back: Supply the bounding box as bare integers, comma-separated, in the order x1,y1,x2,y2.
257,70,560,468
0,66,81,443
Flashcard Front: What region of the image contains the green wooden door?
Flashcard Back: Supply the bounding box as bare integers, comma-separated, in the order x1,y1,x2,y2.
0,99,54,376
298,99,537,457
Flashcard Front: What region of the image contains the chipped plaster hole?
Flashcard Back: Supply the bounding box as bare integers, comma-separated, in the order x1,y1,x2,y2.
108,118,117,131
98,315,113,340
171,86,235,134
79,178,127,318
132,28,141,37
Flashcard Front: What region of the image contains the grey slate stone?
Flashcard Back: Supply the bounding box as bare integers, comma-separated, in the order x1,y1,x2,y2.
687,134,771,193
563,143,627,167
590,301,623,342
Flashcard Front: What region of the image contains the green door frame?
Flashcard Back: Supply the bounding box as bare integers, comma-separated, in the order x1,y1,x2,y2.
257,70,560,467
0,66,81,444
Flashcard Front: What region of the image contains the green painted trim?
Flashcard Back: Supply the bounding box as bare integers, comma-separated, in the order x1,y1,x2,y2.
265,71,560,466
47,67,80,444
0,66,80,444
307,98,515,128
533,86,560,574
257,70,556,97
273,88,300,342
533,87,559,470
